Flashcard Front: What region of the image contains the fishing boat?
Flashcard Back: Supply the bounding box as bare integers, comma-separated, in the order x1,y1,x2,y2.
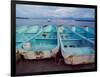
58,26,95,65
16,25,59,59
16,25,41,53
82,26,95,41
71,26,95,42
16,26,28,33
83,26,95,34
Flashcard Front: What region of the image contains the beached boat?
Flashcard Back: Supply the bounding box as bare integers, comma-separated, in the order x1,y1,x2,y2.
16,26,28,33
71,26,95,42
83,26,95,34
17,25,59,59
83,26,95,41
16,25,41,52
58,26,95,65
16,25,40,43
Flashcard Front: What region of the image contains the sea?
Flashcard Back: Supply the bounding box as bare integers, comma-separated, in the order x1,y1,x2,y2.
16,18,95,27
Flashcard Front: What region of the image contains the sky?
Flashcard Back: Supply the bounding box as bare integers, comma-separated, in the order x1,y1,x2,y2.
16,4,95,19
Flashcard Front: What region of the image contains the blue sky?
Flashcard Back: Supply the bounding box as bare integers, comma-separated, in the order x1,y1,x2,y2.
16,4,95,19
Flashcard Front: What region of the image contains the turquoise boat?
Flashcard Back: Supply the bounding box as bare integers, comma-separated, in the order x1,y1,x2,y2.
16,25,41,49
83,26,95,41
82,26,95,34
58,26,95,65
71,26,95,42
16,26,28,33
17,25,59,59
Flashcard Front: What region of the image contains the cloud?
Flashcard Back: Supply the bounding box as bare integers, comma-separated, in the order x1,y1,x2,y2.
16,4,95,18
52,7,95,18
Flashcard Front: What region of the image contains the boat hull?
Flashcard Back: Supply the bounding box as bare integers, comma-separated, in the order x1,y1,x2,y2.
64,54,95,65
17,46,59,59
